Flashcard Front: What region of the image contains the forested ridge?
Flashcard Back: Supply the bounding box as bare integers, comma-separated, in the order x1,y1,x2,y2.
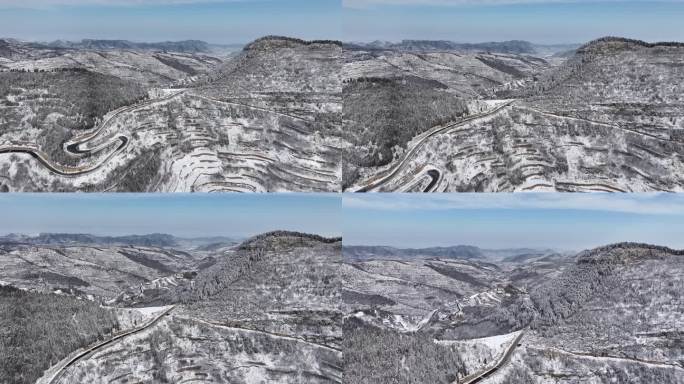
494,243,684,330
0,69,147,130
0,285,119,384
342,75,468,188
344,317,466,384
238,230,342,251
0,69,147,168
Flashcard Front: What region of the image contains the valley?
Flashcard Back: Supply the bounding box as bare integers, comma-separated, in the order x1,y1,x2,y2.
0,36,684,192
342,242,684,383
2,35,683,192
344,37,684,192
2,233,682,383
0,231,342,384
0,36,342,192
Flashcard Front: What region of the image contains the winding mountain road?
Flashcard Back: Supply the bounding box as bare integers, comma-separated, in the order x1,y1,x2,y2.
516,105,676,143
0,89,322,182
44,306,175,384
353,100,515,192
181,316,342,353
538,346,684,371
0,91,184,176
424,169,441,192
456,331,524,384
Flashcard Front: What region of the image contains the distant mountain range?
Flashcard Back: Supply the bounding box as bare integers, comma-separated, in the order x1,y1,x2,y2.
2,36,576,57
0,233,239,248
345,39,580,56
0,39,17,57
344,245,563,262
41,39,213,52
0,38,244,54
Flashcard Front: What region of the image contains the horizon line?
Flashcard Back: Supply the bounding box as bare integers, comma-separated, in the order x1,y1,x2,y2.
0,230,341,239
6,35,683,47
343,242,569,251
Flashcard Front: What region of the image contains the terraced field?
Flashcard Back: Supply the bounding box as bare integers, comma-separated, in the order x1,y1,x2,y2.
0,242,208,298
4,36,679,192
0,36,342,192
344,38,684,192
2,232,343,384
342,243,684,384
42,311,341,384
3,234,682,383
352,100,684,192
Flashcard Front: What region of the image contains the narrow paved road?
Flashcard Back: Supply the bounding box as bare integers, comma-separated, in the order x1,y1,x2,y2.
0,91,184,176
424,169,441,192
46,306,175,384
539,346,684,370
0,139,126,176
353,99,679,193
0,90,319,180
192,94,314,122
516,105,676,143
181,316,342,353
353,100,514,192
457,331,524,384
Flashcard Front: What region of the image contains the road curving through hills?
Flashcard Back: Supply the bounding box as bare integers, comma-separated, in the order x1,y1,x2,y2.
352,100,515,192
0,91,185,176
42,305,176,384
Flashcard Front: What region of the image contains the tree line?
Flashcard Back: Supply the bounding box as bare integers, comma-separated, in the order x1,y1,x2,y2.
0,285,119,384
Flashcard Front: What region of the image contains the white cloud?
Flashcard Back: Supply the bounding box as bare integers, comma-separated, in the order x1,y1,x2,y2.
0,0,245,9
343,0,675,9
342,193,684,215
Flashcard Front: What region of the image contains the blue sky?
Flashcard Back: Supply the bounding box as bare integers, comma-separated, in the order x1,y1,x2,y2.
343,193,684,250
344,0,684,43
0,0,341,44
2,1,682,44
3,193,684,249
0,193,340,238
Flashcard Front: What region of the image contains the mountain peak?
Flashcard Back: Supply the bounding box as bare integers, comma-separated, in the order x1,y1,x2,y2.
345,39,536,54
579,36,684,55
0,233,179,247
243,35,342,52
238,230,341,251
42,39,211,53
577,242,684,264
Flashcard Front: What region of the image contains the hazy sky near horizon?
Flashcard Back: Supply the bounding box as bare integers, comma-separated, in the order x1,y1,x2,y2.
0,0,341,44
3,193,684,249
0,194,340,238
1,0,683,44
343,193,684,250
343,0,684,43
